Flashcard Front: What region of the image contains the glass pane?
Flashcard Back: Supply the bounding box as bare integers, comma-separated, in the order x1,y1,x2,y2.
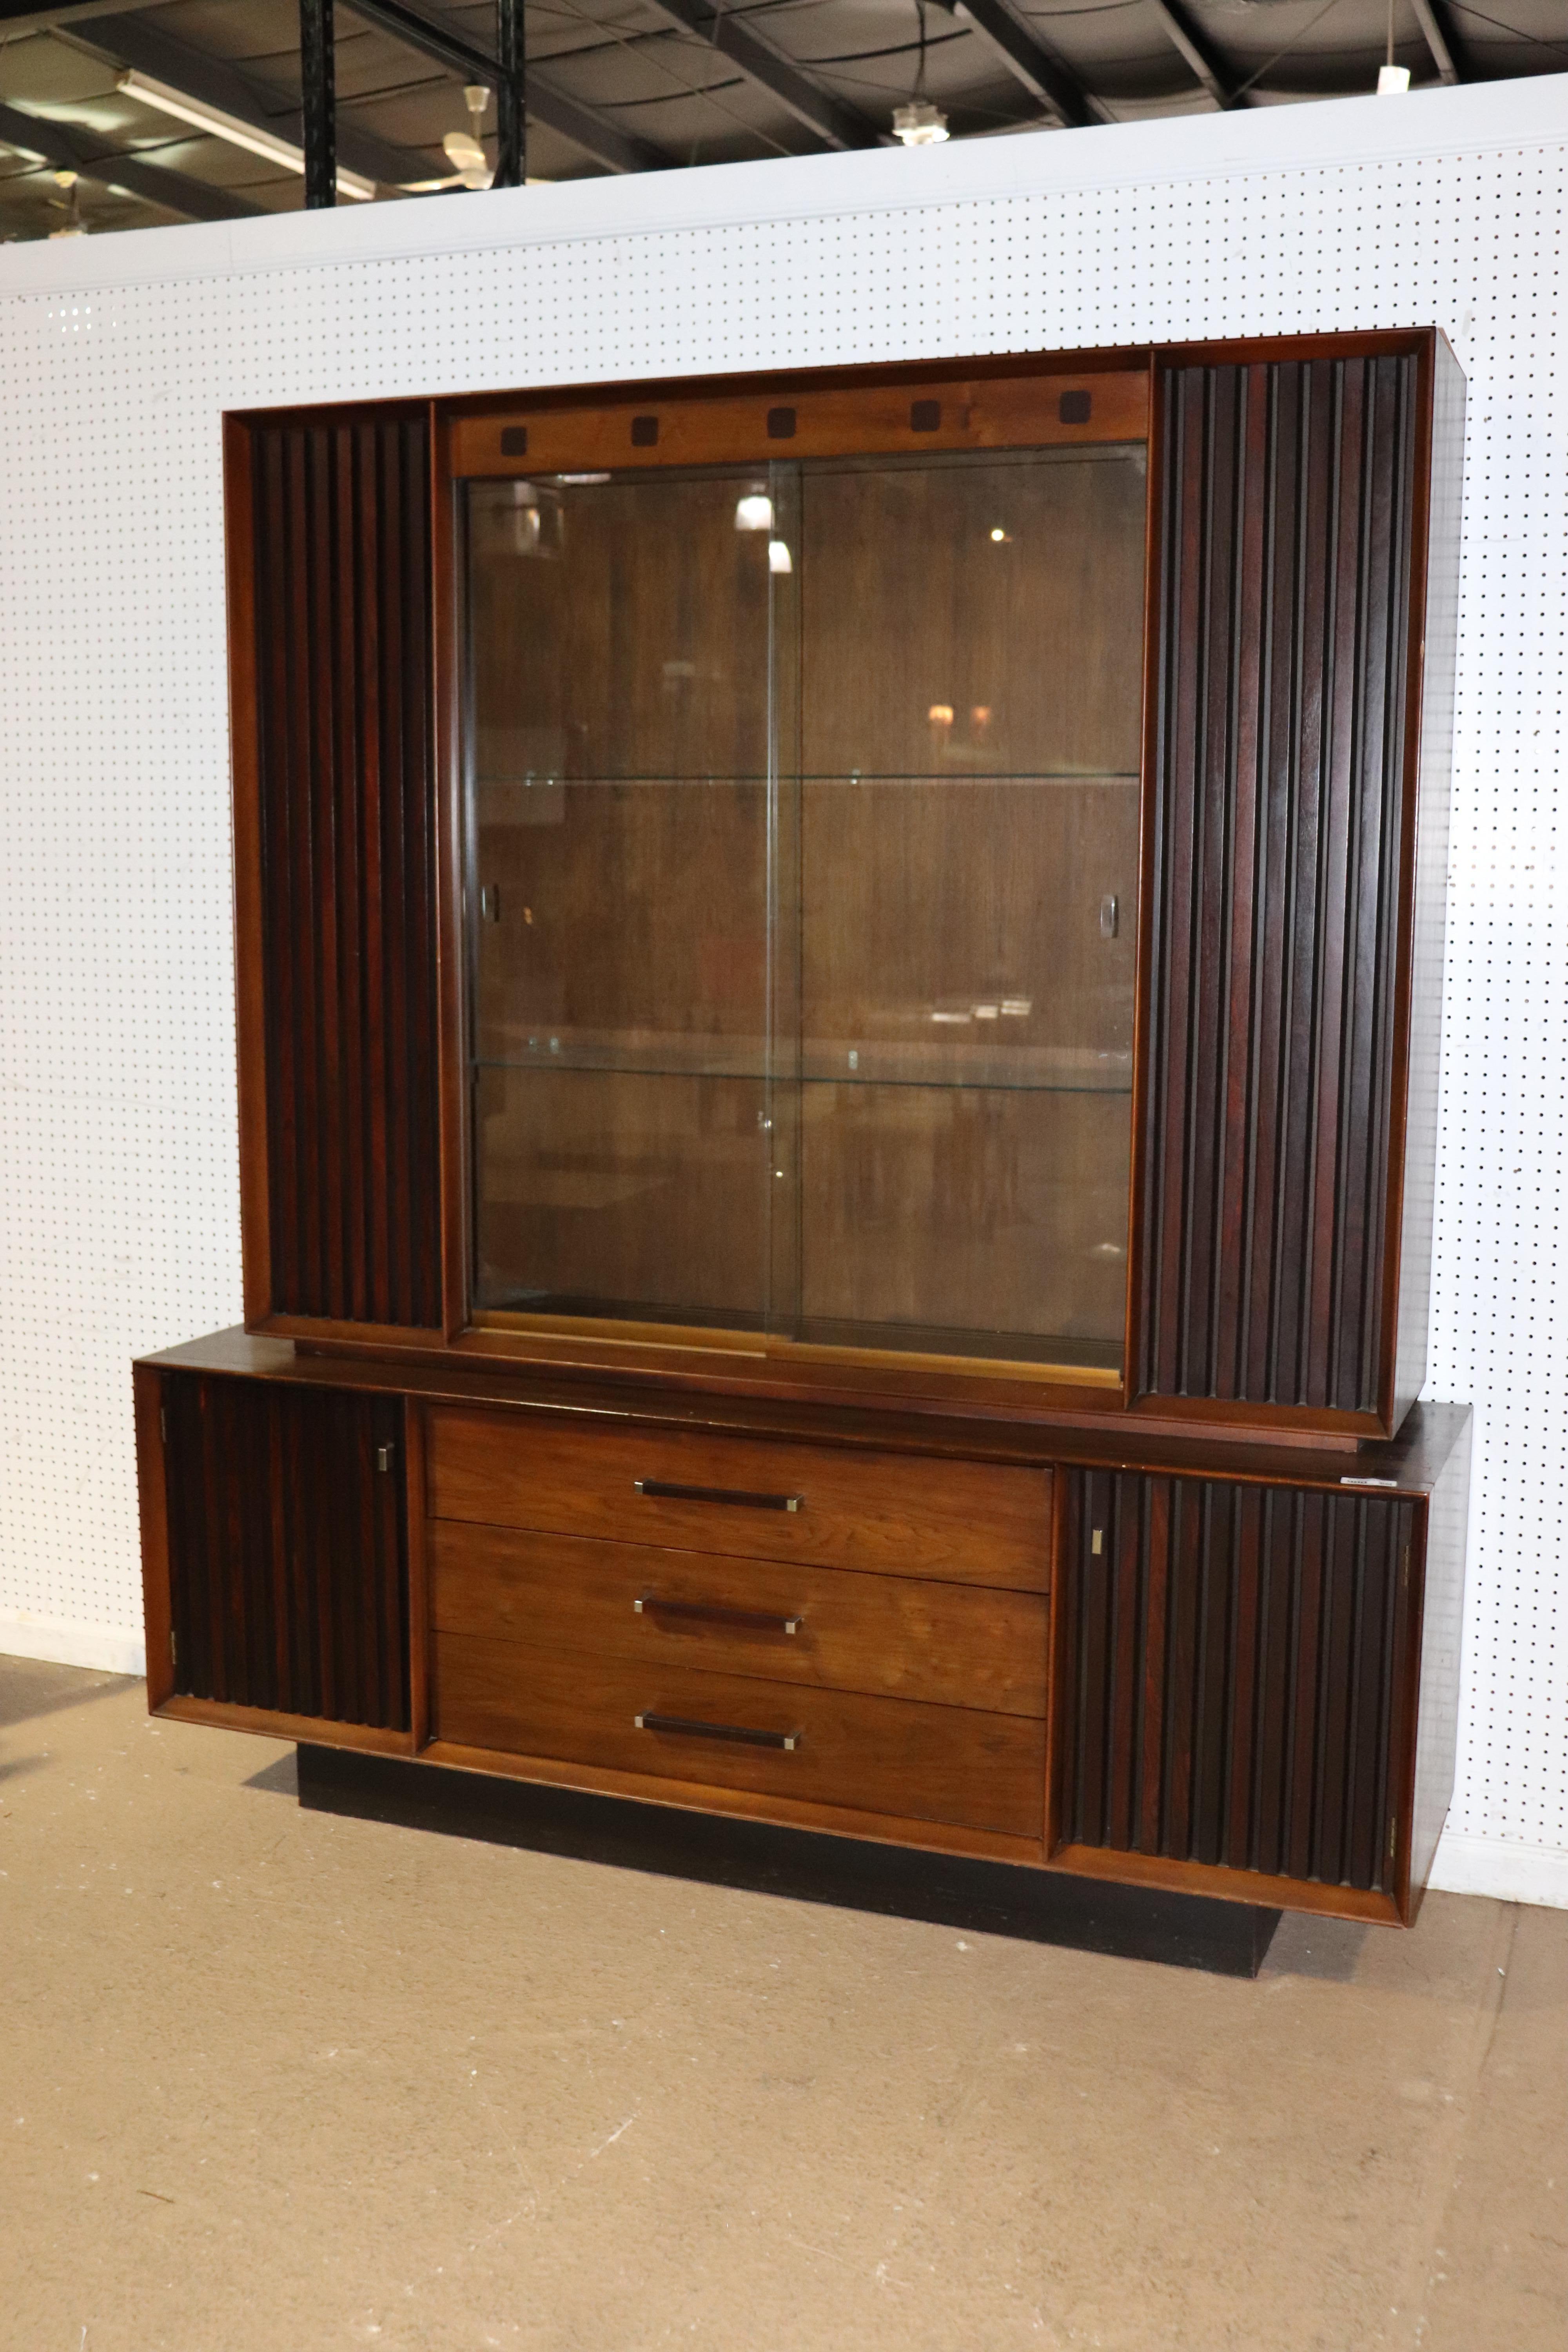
788,448,1146,1365
465,470,777,1325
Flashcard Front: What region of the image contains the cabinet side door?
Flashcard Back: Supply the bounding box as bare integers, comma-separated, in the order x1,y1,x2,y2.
161,1372,412,1735
1133,353,1420,1422
1054,1468,1418,1920
231,408,443,1333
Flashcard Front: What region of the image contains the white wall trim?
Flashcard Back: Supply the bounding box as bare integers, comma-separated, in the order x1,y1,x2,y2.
1429,1830,1568,1912
0,74,1564,304
0,1616,146,1679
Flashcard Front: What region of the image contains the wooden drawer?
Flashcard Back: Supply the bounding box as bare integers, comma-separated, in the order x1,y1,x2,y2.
432,1632,1045,1838
426,1408,1050,1592
430,1522,1047,1717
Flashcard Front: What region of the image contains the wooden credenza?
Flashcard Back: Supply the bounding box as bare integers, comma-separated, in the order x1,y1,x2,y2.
137,328,1472,1941
136,1333,1468,1927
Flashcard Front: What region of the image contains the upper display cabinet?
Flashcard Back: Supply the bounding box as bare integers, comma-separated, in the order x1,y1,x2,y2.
464,439,1145,1375
224,333,1463,1442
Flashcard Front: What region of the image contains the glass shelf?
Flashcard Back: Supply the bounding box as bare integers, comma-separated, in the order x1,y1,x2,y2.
463,441,1147,1368
474,1044,1133,1096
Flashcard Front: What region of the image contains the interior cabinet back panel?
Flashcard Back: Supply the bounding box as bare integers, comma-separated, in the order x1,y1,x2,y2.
1136,354,1418,1413
163,1372,410,1730
1058,1469,1414,1894
247,413,442,1327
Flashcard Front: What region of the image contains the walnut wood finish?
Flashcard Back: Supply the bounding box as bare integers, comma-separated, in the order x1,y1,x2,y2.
233,409,443,1331
160,1370,411,1731
432,1635,1046,1838
425,1405,1053,1588
1056,1466,1419,1911
1131,351,1420,1423
429,1520,1049,1714
448,368,1149,478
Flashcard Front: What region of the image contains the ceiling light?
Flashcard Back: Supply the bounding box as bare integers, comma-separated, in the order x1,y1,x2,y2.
116,69,377,200
1376,63,1411,94
892,100,948,147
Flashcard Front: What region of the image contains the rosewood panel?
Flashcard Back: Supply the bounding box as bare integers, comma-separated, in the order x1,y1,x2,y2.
432,1635,1046,1838
1134,353,1420,1416
162,1371,410,1731
425,1406,1053,1590
1057,1468,1416,1898
429,1520,1049,1715
241,410,442,1328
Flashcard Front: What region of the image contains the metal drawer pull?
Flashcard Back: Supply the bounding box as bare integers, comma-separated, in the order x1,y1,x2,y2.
635,1711,800,1752
635,1594,804,1636
634,1477,803,1512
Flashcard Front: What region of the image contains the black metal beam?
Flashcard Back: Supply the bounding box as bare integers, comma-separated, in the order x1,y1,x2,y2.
0,93,266,220
1148,0,1249,110
299,0,335,206
343,0,670,174
638,0,884,150
87,15,430,191
1411,0,1466,82
950,0,1107,129
494,0,524,187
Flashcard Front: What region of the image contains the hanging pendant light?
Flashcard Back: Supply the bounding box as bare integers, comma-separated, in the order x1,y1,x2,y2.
894,3,949,145
893,100,949,146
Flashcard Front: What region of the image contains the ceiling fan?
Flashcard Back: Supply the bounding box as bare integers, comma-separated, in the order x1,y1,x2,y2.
403,83,494,192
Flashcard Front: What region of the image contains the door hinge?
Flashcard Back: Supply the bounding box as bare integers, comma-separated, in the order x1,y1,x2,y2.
1091,1527,1104,1556
169,1629,177,1668
1401,1544,1410,1590
375,1442,396,1474
1388,1814,1398,1861
160,1406,167,1444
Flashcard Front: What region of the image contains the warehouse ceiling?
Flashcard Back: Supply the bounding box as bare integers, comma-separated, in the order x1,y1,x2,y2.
0,0,1560,242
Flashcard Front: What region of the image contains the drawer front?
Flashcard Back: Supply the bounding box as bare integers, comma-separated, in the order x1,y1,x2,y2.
433,1633,1045,1838
426,1408,1050,1591
430,1522,1047,1717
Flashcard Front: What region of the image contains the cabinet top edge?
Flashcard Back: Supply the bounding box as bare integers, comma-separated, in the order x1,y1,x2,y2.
218,328,1454,430
136,1330,1471,1495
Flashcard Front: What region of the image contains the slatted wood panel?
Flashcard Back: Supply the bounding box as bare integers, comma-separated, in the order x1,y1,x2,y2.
1058,1469,1415,1893
249,412,441,1327
163,1372,410,1730
1136,355,1419,1412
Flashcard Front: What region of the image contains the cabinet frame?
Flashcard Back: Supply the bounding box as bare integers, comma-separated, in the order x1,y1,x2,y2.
222,328,1461,1446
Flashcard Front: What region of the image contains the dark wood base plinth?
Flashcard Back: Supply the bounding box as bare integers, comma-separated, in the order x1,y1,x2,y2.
296,1744,1281,1978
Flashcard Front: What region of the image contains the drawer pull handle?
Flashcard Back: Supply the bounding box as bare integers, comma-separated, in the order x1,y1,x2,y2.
635,1594,804,1636
635,1477,803,1513
635,1710,800,1752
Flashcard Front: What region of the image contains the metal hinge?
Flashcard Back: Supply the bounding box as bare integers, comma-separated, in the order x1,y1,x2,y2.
1388,1814,1398,1861
160,1406,167,1444
169,1630,177,1668
1091,1527,1104,1556
375,1443,396,1474
1401,1544,1410,1590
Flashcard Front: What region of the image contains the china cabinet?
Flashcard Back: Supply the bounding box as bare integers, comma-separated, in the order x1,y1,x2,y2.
137,329,1469,1940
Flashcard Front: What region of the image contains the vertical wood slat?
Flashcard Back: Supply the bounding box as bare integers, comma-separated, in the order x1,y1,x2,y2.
1058,1467,1414,1894
1137,356,1418,1412
163,1373,410,1731
248,412,441,1328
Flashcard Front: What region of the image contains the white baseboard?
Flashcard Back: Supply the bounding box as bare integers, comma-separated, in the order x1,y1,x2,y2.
1429,1828,1568,1911
0,1615,146,1678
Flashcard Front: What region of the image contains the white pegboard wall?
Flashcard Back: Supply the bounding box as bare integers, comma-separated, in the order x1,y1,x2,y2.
2,82,1565,1896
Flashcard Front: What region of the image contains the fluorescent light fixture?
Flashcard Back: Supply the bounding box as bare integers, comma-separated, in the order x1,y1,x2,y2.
116,69,377,200
1376,64,1411,95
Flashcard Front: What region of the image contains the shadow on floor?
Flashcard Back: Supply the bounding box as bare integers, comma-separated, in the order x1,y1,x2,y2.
1260,1911,1372,1981
0,1655,138,1732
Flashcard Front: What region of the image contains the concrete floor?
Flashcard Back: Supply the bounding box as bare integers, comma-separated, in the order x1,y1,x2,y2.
2,1657,1564,2352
